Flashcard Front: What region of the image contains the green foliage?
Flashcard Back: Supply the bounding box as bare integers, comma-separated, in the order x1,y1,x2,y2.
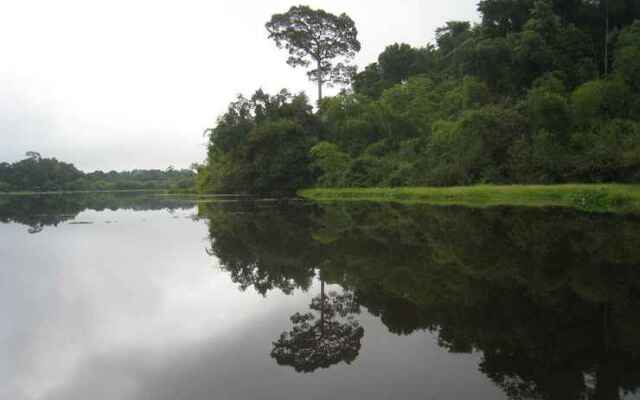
478,0,534,36
570,188,610,211
266,5,360,100
571,119,640,181
436,21,472,55
342,156,391,187
310,142,350,187
377,43,419,84
0,154,194,192
248,119,314,193
462,76,490,109
614,21,640,92
299,184,640,214
351,63,389,99
199,3,640,194
200,90,318,194
525,82,571,135
572,79,632,124
0,181,10,192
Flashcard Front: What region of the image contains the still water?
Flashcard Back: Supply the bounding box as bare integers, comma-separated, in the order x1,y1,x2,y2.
2,193,640,400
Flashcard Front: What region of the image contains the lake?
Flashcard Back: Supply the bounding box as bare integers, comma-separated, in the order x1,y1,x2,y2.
2,193,640,400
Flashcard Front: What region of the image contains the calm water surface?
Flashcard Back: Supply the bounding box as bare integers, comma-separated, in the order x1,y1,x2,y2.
2,193,640,400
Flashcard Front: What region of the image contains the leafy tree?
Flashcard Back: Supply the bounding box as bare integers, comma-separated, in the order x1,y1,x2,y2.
0,154,195,192
201,90,319,194
478,0,535,36
245,119,314,193
571,119,640,181
318,94,381,155
614,21,640,92
572,78,632,124
377,43,418,84
436,21,472,55
196,0,640,192
525,78,571,136
342,156,392,187
473,37,514,92
510,1,561,88
266,5,361,102
310,141,351,187
25,151,42,161
462,76,490,109
352,63,389,99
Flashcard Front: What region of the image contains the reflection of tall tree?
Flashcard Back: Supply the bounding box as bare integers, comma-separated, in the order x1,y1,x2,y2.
271,280,364,373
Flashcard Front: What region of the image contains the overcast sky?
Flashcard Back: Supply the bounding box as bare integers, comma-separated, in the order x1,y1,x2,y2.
0,0,479,171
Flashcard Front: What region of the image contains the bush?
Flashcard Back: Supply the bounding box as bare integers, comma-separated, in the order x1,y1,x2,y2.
310,142,351,187
572,79,632,124
343,157,391,187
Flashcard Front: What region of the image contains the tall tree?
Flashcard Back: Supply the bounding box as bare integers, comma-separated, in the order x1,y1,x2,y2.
25,151,42,161
266,5,361,103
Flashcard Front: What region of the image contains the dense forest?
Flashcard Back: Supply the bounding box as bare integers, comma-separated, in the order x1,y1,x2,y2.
198,0,640,194
0,152,195,192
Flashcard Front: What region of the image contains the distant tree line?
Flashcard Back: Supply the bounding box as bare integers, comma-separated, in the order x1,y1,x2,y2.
198,0,640,194
0,152,195,192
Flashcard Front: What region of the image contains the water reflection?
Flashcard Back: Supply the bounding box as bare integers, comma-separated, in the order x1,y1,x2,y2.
271,281,363,373
201,201,640,400
0,192,197,233
4,194,640,399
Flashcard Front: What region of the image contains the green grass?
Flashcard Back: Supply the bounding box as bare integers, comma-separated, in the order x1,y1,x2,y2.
298,184,640,214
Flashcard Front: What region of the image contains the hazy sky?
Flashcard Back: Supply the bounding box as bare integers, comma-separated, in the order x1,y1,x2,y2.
0,0,479,171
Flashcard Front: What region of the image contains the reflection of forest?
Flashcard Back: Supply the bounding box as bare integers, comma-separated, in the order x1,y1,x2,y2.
0,193,196,233
202,201,640,400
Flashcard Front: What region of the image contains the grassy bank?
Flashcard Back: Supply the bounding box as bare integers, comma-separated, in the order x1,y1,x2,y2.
298,184,640,214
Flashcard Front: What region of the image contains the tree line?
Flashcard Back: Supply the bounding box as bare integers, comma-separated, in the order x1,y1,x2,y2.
0,152,195,192
198,0,640,194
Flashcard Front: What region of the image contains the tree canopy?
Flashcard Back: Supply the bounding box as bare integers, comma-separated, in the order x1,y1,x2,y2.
198,1,640,194
266,5,361,101
0,153,195,192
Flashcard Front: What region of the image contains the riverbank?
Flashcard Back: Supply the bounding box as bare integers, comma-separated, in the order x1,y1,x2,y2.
298,184,640,213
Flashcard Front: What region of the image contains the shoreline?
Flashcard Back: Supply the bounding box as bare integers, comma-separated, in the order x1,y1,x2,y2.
298,184,640,214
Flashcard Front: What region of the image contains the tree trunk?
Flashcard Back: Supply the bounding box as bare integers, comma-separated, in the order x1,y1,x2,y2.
317,59,323,103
